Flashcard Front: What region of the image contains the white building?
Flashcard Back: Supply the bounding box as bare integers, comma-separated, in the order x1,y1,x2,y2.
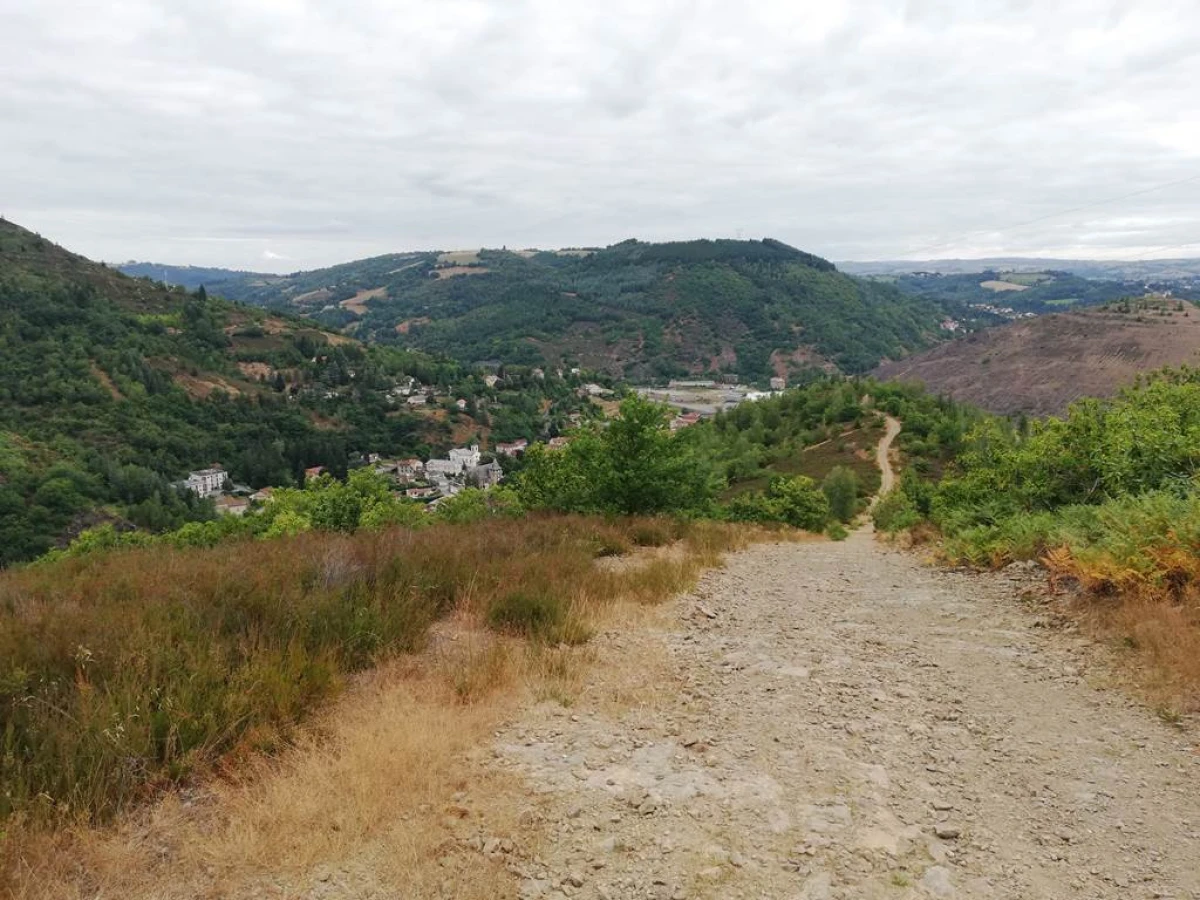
425,458,462,477
185,466,226,499
448,445,481,470
395,458,425,481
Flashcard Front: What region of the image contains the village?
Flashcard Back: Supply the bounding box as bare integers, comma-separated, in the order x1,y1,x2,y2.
178,373,779,515
179,436,580,516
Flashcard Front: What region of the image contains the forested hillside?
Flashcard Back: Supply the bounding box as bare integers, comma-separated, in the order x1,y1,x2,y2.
0,220,592,563
160,239,955,381
873,269,1143,314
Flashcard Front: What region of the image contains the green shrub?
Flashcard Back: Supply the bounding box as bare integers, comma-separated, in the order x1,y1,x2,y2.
769,475,830,531
486,589,566,638
517,396,718,516
822,466,859,522
722,492,783,524
719,476,829,532
826,521,849,541
872,490,922,533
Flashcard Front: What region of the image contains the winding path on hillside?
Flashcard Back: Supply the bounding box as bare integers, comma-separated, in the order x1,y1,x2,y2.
875,415,902,499
489,423,1200,900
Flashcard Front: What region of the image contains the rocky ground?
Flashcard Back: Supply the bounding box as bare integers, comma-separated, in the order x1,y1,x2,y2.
483,530,1200,900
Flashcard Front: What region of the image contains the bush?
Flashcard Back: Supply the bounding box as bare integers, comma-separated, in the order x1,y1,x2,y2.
826,521,849,541
720,476,829,532
486,589,566,638
822,466,859,522
628,518,676,547
769,476,830,531
722,491,783,524
872,489,922,533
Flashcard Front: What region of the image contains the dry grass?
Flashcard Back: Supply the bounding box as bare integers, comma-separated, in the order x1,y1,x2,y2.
435,265,490,279
1045,544,1200,715
3,651,530,900
339,287,387,316
1075,595,1200,719
0,518,756,899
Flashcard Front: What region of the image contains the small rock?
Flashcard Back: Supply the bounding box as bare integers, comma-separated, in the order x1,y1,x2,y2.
798,870,833,900
934,824,962,840
921,865,955,897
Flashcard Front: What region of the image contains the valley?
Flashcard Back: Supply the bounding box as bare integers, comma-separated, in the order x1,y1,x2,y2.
10,6,1200,899
7,218,1200,900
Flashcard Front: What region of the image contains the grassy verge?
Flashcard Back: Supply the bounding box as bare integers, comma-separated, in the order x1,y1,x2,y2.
3,516,762,900
0,515,743,831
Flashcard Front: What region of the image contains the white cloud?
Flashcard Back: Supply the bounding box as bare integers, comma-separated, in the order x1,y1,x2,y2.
2,0,1199,270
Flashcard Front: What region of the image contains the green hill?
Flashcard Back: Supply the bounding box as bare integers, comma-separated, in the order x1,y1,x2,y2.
0,220,588,564
190,238,955,381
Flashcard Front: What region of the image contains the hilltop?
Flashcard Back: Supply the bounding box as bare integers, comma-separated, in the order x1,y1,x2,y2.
0,219,593,563
134,239,957,381
873,298,1200,416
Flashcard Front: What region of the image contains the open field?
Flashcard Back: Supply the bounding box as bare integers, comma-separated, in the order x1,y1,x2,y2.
339,287,387,315
435,265,490,279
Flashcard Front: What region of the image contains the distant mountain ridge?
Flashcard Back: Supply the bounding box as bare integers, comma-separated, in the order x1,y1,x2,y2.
127,238,957,381
118,261,273,291
839,256,1200,282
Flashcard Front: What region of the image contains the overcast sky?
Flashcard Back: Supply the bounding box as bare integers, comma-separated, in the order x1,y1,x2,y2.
3,0,1199,272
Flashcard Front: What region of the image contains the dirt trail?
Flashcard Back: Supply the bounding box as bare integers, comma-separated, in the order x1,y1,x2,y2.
489,433,1200,899
494,536,1200,899
875,416,902,498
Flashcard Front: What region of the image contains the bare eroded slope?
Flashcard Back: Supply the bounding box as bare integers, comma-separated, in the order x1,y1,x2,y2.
874,307,1200,415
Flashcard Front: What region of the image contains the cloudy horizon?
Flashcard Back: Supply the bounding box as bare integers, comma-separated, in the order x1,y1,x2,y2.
4,0,1199,273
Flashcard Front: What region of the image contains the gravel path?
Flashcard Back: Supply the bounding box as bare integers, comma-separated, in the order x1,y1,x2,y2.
875,416,902,498
493,530,1200,899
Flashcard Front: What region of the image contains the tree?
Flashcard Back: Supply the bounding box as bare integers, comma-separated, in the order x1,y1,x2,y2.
517,396,717,516
822,466,859,522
